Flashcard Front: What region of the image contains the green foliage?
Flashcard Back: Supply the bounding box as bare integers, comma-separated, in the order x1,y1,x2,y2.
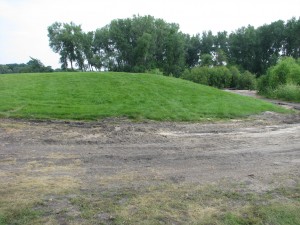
184,34,201,68
222,203,300,225
229,66,241,88
0,58,53,74
238,71,257,90
181,66,256,90
48,22,85,70
0,209,41,225
258,57,300,101
199,54,214,67
264,84,300,102
92,15,186,76
145,68,164,75
228,25,259,73
0,72,286,121
47,17,300,76
207,66,232,88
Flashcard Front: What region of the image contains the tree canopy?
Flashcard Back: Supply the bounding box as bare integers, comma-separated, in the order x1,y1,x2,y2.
48,16,300,76
0,57,53,74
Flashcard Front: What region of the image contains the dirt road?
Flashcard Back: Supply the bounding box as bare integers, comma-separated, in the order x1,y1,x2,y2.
1,112,300,187
1,112,300,223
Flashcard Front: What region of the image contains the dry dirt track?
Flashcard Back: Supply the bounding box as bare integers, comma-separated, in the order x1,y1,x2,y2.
1,112,300,192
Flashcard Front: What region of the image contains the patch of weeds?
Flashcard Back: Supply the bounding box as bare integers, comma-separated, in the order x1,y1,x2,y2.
0,215,6,225
69,179,300,225
260,203,300,225
70,188,137,224
221,202,300,225
273,183,300,201
0,208,42,225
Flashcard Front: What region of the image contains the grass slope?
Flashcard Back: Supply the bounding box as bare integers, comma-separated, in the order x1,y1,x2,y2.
0,72,287,121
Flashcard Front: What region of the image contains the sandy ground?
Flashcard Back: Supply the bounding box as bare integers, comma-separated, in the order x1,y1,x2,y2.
1,111,300,192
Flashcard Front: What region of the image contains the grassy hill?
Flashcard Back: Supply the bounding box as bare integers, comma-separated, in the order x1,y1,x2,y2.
0,72,287,121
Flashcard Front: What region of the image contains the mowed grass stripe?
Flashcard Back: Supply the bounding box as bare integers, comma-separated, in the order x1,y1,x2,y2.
0,72,287,120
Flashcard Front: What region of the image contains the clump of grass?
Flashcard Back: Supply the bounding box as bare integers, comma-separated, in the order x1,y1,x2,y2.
0,156,82,225
0,72,287,121
69,173,300,225
1,162,300,224
223,203,300,225
267,84,300,102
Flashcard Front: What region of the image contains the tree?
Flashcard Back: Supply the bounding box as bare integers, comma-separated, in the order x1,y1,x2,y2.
228,25,260,74
256,20,285,74
26,57,52,72
199,54,213,67
283,17,300,58
163,24,186,76
200,31,215,55
92,15,186,75
0,58,53,74
214,49,228,66
47,16,300,76
48,22,84,70
0,65,12,74
93,26,113,71
185,34,201,68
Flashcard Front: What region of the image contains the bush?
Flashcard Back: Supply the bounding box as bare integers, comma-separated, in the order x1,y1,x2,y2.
181,65,256,90
229,66,242,88
181,67,209,85
146,68,164,75
266,84,300,102
181,66,232,88
258,57,300,102
208,67,232,88
238,71,257,90
266,57,300,89
257,75,269,94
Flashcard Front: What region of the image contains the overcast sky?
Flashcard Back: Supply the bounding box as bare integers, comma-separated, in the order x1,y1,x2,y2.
0,0,299,69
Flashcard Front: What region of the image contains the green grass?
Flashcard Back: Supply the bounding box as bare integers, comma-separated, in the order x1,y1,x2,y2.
67,180,300,225
0,209,41,225
0,72,287,121
1,160,299,224
265,84,300,102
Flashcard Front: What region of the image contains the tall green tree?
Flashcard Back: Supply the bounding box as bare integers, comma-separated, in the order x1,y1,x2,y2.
256,20,285,74
283,17,300,58
185,34,201,68
48,22,84,70
228,25,260,73
200,31,215,55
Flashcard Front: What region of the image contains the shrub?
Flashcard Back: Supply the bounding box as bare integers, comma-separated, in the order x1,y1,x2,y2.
146,68,164,75
181,67,209,85
181,65,256,90
208,67,232,88
257,75,270,94
258,57,300,102
229,66,242,89
238,71,257,90
181,66,233,88
267,84,300,102
267,57,300,89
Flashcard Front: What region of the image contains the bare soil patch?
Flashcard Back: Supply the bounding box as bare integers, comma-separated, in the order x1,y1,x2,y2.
0,112,300,224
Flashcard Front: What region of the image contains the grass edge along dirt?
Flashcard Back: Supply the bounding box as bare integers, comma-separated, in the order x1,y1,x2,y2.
1,177,299,225
0,72,289,121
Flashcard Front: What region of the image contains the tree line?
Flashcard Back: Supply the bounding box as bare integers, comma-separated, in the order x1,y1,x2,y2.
0,57,53,74
48,15,300,76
